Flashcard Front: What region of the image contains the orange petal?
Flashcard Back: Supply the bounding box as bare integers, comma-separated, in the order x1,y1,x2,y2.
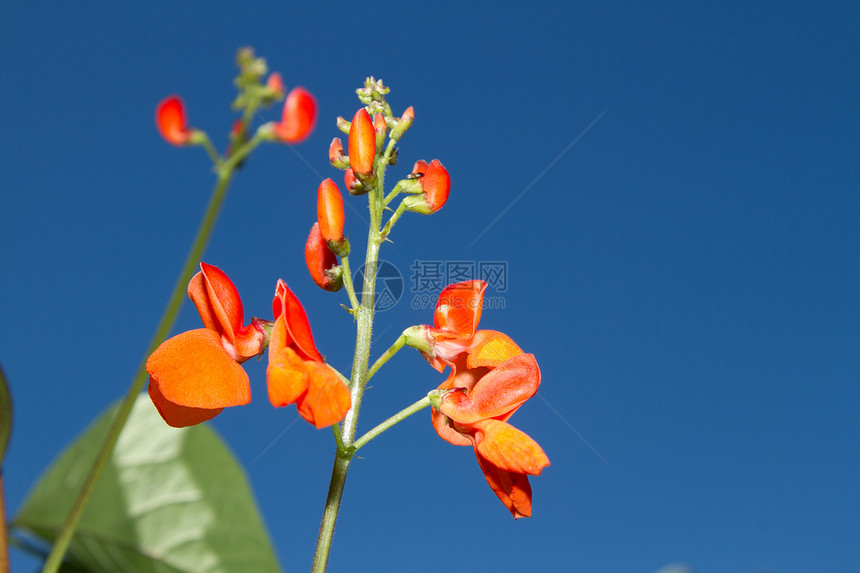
274,87,317,143
440,353,539,424
272,280,324,362
431,406,471,447
348,108,375,175
146,329,251,410
474,449,534,518
155,95,190,145
297,362,351,428
266,346,309,408
148,379,223,428
466,330,523,369
472,419,550,476
433,280,487,337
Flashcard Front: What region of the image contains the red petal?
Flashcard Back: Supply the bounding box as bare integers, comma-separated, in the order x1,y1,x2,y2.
272,280,324,362
146,329,251,410
348,108,375,176
440,353,539,424
474,449,534,518
423,159,450,212
433,280,487,337
148,380,223,428
155,95,190,145
274,87,317,143
304,224,342,292
431,406,471,447
296,362,351,428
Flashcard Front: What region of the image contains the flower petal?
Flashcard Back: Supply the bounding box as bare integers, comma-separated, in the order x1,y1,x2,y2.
146,329,251,410
433,280,487,337
266,345,309,408
272,280,324,362
296,362,351,429
440,353,540,424
474,448,534,518
431,406,471,446
466,330,523,369
274,87,317,143
148,380,223,428
472,419,550,476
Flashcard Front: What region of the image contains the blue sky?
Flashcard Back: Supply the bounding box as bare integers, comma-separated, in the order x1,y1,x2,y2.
2,1,859,571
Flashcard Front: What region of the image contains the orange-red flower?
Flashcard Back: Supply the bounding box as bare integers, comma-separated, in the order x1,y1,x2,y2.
401,159,450,215
147,263,264,427
348,108,375,176
416,280,487,372
156,95,192,146
272,87,317,144
266,280,351,427
416,281,549,517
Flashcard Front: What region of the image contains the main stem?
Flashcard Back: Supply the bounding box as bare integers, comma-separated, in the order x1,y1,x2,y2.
41,169,236,573
311,166,386,572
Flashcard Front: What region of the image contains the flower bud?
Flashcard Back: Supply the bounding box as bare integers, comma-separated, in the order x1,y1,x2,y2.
156,95,192,146
344,168,367,196
348,108,375,176
266,72,285,97
373,113,387,148
403,159,450,214
305,223,343,292
317,179,346,246
329,138,349,169
336,116,351,134
273,87,317,144
390,106,414,141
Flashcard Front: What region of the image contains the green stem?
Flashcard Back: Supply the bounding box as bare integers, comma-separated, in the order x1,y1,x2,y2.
311,143,388,573
366,335,406,381
1,474,8,573
380,201,407,238
339,254,360,311
352,395,431,452
41,167,237,573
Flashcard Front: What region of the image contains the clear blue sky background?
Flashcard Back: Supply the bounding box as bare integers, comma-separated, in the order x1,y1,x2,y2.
2,2,859,572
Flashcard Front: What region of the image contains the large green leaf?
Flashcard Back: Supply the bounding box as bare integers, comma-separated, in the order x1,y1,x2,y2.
13,393,281,573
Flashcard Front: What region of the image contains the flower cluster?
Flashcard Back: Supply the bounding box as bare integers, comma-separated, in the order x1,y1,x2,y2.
407,280,550,517
147,263,350,428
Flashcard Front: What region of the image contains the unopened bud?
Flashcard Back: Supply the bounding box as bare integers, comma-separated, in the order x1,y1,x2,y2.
305,223,344,292
348,108,376,177
329,138,349,169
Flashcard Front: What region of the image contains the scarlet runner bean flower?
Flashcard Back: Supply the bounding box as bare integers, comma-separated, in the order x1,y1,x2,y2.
155,95,193,146
147,263,265,427
408,280,549,517
403,159,451,214
272,87,318,144
266,280,351,428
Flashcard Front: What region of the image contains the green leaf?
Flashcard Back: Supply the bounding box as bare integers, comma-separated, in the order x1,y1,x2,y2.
13,394,281,573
